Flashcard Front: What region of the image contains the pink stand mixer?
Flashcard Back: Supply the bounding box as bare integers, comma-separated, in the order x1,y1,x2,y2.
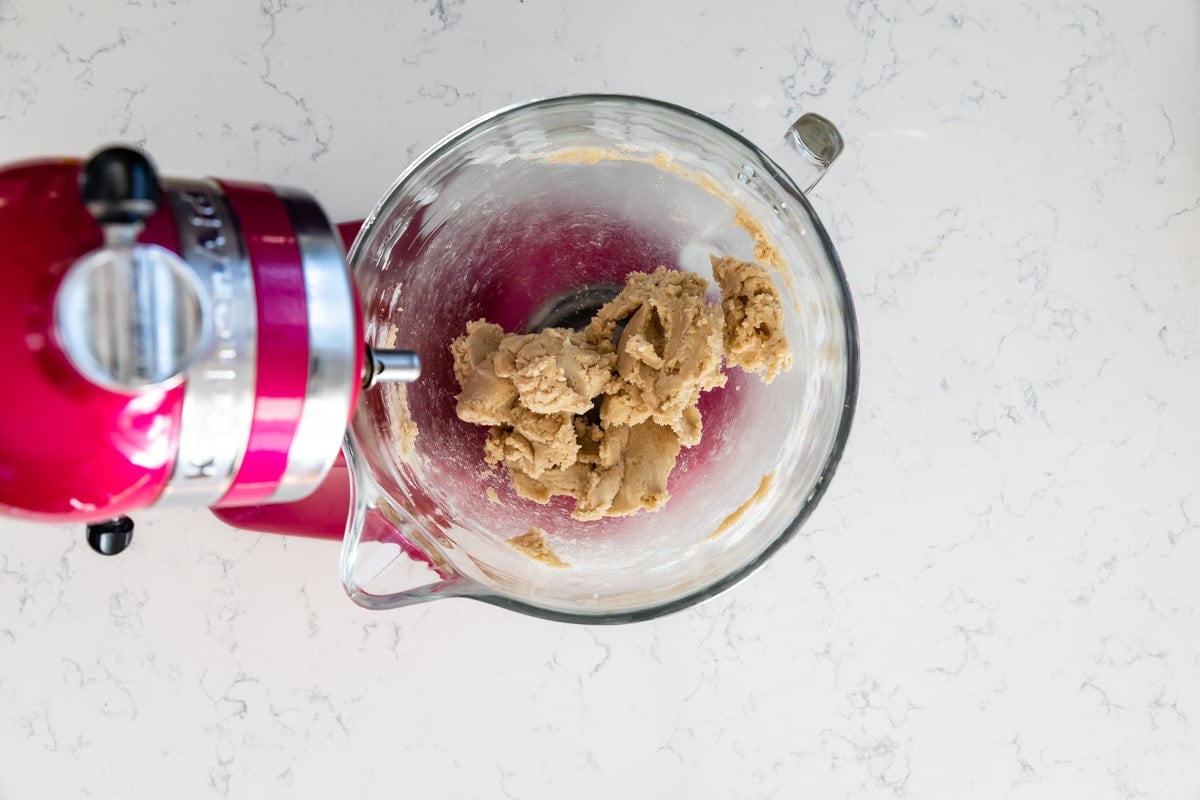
0,146,417,543
0,95,858,623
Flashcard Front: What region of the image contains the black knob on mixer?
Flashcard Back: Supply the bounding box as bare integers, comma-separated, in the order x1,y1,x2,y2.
86,516,134,556
79,146,162,226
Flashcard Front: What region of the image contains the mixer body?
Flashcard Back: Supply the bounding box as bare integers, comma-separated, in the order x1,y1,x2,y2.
0,150,416,548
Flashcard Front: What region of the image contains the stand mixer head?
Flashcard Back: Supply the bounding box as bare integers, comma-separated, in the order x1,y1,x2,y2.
0,146,418,551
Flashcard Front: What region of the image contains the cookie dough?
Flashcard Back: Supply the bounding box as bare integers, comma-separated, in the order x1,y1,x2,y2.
711,255,793,383
706,472,775,540
382,326,420,466
450,258,790,521
507,527,570,568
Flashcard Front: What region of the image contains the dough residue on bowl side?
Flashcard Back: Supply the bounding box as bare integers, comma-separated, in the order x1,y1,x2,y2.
507,527,570,568
707,472,776,541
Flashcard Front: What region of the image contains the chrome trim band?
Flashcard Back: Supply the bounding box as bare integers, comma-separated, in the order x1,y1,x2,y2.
268,186,359,504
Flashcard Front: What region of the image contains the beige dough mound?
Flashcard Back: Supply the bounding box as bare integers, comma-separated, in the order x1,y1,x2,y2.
584,268,726,447
449,259,790,521
711,255,793,383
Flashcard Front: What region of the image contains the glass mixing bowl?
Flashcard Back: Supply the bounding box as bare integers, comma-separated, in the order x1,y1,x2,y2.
341,94,858,622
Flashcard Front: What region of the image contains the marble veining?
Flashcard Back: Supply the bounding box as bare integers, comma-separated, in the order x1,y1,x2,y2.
1,0,1199,797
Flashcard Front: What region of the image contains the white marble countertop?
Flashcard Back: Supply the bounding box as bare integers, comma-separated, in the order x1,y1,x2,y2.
2,0,1199,797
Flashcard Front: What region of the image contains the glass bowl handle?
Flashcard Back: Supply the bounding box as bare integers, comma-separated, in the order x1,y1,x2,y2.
780,113,844,194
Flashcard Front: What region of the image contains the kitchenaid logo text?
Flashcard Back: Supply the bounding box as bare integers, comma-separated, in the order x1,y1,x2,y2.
166,186,256,494
152,181,258,509
180,189,236,480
